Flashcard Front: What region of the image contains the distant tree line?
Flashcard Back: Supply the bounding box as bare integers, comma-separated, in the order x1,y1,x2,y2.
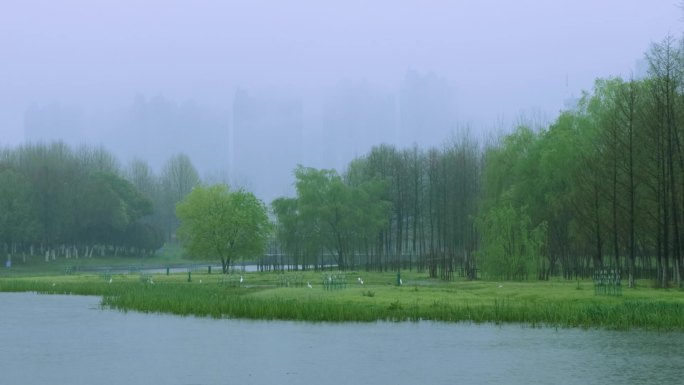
271,138,479,280
271,35,684,287
4,35,684,287
0,142,199,263
477,35,684,288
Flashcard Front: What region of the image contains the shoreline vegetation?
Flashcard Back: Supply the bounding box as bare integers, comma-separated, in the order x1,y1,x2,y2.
2,267,683,331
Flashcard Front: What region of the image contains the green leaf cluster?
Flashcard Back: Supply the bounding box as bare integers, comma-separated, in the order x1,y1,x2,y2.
176,184,270,273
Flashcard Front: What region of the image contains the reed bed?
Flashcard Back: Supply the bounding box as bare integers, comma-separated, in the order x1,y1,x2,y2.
1,272,683,330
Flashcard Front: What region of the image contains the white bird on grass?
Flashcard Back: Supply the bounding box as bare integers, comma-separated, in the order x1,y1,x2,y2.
399,278,403,286
357,277,364,285
108,278,112,284
307,282,313,289
240,275,244,284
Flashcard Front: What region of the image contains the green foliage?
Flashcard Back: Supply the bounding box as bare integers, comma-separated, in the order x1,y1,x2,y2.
160,153,200,241
77,172,154,245
0,168,40,244
478,126,547,280
176,184,270,273
274,166,390,270
273,137,480,279
124,222,164,251
272,196,321,266
477,202,546,280
0,142,169,259
4,31,684,287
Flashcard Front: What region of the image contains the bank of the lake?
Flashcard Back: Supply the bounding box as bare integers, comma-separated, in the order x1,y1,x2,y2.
1,271,683,330
5,291,684,385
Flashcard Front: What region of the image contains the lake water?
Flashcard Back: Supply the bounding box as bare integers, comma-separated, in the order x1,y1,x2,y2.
1,292,683,385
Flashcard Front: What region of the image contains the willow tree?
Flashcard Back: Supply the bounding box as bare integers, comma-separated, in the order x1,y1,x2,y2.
272,196,321,269
477,126,546,279
272,166,390,271
477,201,546,280
176,184,270,274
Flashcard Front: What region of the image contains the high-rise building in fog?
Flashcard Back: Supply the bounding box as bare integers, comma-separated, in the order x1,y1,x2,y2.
23,96,230,175
231,89,303,202
320,82,396,170
399,70,457,148
123,95,230,173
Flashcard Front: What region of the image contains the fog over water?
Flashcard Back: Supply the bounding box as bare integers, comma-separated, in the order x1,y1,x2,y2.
1,1,681,201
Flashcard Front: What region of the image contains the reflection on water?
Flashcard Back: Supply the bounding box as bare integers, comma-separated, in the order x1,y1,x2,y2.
1,292,682,385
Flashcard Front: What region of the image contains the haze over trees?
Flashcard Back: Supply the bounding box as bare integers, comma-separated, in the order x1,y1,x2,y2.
19,70,461,204
4,28,684,288
0,142,203,263
269,34,684,288
24,95,231,177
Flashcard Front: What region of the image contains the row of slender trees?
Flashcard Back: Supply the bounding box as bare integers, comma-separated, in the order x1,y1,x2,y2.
0,142,199,263
271,139,480,279
3,35,683,286
484,35,684,288
271,35,684,287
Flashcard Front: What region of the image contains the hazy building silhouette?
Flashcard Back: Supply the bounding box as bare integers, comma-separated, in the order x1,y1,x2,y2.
23,95,230,175
231,89,303,202
320,81,396,170
121,94,230,173
121,94,232,174
399,70,457,148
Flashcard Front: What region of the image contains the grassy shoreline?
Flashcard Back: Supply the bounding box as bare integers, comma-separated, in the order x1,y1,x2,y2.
1,270,683,330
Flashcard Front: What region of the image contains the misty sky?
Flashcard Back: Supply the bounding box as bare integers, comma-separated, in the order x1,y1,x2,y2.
1,1,682,163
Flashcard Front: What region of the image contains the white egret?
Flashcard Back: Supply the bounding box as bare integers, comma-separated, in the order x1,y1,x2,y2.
240,275,244,284
357,277,364,285
399,278,403,286
307,282,313,289
108,278,112,284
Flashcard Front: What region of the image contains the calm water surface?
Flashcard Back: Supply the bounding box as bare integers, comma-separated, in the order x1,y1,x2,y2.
1,292,683,385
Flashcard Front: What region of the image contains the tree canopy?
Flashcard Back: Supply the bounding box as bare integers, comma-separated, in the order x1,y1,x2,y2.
271,166,390,270
176,184,270,273
0,142,192,262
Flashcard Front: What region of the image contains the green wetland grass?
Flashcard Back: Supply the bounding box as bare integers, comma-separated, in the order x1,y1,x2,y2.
1,270,683,330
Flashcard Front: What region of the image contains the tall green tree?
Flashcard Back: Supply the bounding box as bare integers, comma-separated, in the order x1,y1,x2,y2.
294,167,355,269
76,172,154,247
160,153,200,241
275,166,390,270
176,184,270,273
0,168,39,258
477,200,545,280
477,126,545,280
